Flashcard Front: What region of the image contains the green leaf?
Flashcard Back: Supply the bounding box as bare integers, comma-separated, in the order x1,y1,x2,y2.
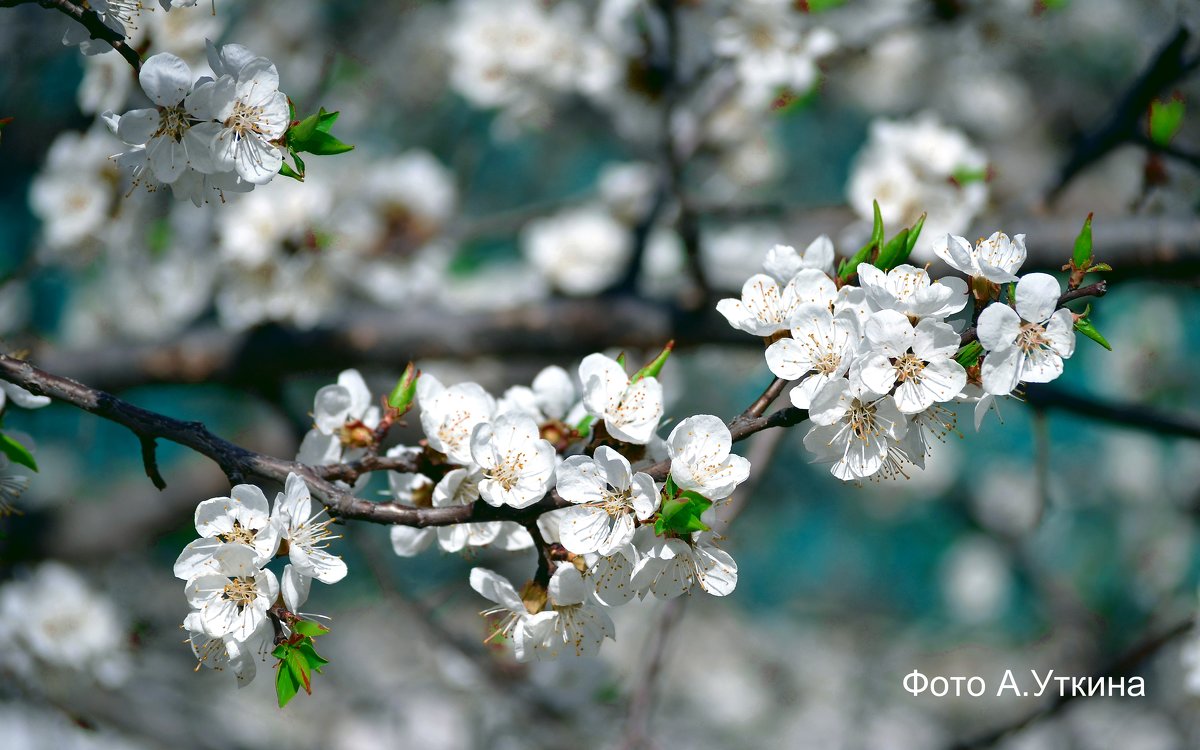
279,161,304,181
1087,262,1112,272
631,341,674,382
575,414,595,434
664,474,678,499
276,659,300,707
838,201,884,280
952,166,989,185
296,641,330,673
1072,212,1093,269
387,363,419,411
291,150,306,175
875,228,910,271
289,112,322,147
953,341,984,368
615,352,626,370
904,213,926,258
295,130,355,156
287,97,296,124
286,648,312,694
315,108,340,133
1149,95,1185,146
292,619,331,638
1074,315,1112,351
0,433,37,472
798,0,846,11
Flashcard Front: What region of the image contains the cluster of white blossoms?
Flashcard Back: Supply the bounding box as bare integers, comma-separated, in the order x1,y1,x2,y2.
104,41,290,205
0,562,130,687
298,351,747,662
847,113,989,261
718,230,1077,481
174,473,346,686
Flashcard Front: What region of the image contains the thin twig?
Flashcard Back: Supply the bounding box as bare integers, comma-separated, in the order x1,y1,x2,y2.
1,0,141,70
618,597,688,750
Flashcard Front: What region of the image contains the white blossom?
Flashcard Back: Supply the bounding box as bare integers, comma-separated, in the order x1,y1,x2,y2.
803,378,909,480
0,382,51,411
182,611,265,688
515,565,615,660
666,415,750,501
579,353,664,445
417,374,496,465
763,236,836,282
185,544,279,642
174,483,281,580
765,304,862,409
271,472,347,584
977,273,1076,395
207,46,290,184
857,263,969,320
112,53,225,184
631,532,738,599
933,232,1027,284
521,205,632,296
855,309,967,414
470,413,557,508
557,446,659,555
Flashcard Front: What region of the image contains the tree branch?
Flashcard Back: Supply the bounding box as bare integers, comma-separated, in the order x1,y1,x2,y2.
1047,25,1197,201
0,355,804,529
1,0,141,70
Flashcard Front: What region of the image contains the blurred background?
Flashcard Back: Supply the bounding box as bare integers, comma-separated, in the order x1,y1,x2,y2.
2,0,1200,747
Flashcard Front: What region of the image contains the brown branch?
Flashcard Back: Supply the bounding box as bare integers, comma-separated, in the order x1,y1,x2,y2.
138,434,167,490
1023,383,1200,442
0,355,802,529
1,0,141,70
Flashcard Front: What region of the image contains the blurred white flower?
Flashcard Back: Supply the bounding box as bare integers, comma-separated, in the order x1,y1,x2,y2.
521,205,632,295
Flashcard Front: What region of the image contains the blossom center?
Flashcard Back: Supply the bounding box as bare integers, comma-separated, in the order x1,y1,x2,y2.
220,520,258,547
222,576,259,611
224,100,269,139
1016,322,1050,353
487,452,528,491
892,353,926,382
155,104,192,142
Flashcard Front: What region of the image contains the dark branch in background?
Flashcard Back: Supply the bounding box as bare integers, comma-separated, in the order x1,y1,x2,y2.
1047,25,1198,202
618,597,687,750
0,0,141,70
1023,383,1200,442
950,618,1194,750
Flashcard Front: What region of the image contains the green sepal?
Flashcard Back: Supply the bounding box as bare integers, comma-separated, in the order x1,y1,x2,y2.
296,640,329,673
653,488,712,536
1149,95,1185,146
951,166,989,185
631,341,674,383
291,619,331,638
798,0,846,11
1074,306,1111,351
953,341,984,368
279,161,304,182
1072,213,1093,269
837,200,884,280
288,108,355,156
387,363,420,412
0,433,37,472
875,228,910,272
904,213,926,258
1088,262,1112,273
